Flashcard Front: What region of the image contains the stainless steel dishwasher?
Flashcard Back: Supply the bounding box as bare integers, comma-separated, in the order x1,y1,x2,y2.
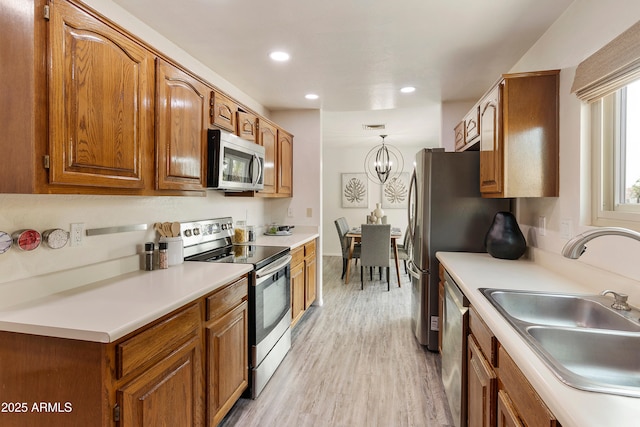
441,271,469,427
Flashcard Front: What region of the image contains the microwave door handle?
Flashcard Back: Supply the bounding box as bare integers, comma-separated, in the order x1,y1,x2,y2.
253,154,263,185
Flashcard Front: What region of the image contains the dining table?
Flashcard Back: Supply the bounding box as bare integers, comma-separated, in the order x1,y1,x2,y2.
344,226,403,285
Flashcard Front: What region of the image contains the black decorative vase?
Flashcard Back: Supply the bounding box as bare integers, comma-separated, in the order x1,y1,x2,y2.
485,212,526,260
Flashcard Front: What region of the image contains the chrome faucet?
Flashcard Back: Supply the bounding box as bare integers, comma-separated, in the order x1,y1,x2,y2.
561,227,640,259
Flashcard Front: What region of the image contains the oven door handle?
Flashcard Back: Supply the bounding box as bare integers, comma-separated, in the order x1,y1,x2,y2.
255,254,292,280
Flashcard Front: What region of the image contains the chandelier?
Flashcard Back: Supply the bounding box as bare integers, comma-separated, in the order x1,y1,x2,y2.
364,135,404,184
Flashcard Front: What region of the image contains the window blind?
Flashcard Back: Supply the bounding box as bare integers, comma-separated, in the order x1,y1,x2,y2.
572,20,640,103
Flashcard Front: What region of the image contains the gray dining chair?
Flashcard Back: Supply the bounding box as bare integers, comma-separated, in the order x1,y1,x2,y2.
395,227,411,274
334,217,360,279
360,224,391,291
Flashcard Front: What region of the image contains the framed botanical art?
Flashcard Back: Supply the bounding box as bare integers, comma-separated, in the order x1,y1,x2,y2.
381,172,410,209
341,173,368,208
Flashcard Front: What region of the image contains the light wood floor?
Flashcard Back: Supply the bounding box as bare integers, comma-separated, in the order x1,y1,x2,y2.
220,256,454,427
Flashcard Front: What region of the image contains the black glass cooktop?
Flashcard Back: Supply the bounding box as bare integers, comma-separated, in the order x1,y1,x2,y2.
185,244,289,270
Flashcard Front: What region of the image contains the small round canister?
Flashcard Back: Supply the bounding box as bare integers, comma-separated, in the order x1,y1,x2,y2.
12,229,42,251
42,228,70,249
0,231,12,254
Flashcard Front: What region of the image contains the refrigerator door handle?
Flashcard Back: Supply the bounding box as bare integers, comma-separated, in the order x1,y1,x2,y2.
407,260,427,279
407,169,418,242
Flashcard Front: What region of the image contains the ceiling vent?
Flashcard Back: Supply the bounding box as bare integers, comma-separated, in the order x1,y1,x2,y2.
362,124,386,131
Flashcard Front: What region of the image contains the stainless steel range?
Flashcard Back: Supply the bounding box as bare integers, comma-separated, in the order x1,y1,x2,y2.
180,217,292,399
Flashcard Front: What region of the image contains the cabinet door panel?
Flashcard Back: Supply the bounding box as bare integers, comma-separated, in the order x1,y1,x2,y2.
118,336,203,427
156,59,207,191
207,301,248,426
304,255,317,308
291,262,305,326
497,390,523,427
49,0,153,188
278,130,293,196
468,335,497,427
479,84,503,194
258,120,277,194
211,92,237,132
237,111,257,142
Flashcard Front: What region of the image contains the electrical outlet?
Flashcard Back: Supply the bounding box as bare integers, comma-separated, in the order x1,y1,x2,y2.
287,207,293,217
306,208,312,217
538,216,546,236
70,223,84,247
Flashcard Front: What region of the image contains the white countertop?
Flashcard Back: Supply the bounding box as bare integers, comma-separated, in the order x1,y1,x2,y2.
436,252,640,427
0,231,318,344
246,230,319,249
0,262,252,343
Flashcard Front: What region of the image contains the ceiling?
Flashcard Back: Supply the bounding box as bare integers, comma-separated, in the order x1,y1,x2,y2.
111,0,573,147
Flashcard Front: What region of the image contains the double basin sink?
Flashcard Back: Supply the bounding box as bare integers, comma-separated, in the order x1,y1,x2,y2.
481,288,640,398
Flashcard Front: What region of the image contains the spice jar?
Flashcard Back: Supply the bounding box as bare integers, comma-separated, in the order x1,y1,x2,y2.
158,241,168,269
144,242,155,271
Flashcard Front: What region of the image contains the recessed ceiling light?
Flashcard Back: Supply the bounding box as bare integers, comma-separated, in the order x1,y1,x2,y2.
305,94,319,100
400,86,416,93
269,51,290,62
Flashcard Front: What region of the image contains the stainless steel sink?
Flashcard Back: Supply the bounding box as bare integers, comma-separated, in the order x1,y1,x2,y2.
526,326,640,396
484,289,640,332
480,288,640,398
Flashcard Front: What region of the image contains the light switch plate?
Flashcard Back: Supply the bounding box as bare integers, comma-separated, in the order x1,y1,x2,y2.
560,218,573,239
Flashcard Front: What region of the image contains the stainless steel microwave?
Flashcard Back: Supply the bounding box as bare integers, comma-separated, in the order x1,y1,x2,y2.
207,129,265,191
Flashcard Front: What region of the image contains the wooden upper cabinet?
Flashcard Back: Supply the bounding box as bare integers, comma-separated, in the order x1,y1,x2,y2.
237,111,258,142
454,121,465,151
48,0,154,189
479,70,560,198
210,91,238,132
464,105,480,145
479,84,503,195
155,59,207,191
277,129,293,196
258,119,277,195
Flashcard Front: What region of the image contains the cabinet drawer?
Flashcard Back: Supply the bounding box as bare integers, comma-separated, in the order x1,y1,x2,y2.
469,306,497,366
116,303,201,379
206,276,248,321
291,246,304,267
304,240,316,258
497,345,558,427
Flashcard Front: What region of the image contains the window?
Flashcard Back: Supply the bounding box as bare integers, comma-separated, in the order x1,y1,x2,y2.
572,21,640,229
592,79,640,229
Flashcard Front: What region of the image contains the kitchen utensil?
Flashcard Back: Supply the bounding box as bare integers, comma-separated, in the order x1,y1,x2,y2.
153,223,166,237
162,222,173,237
171,221,180,237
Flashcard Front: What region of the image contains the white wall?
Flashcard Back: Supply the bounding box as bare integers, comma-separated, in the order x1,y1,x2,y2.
322,145,424,256
505,0,640,282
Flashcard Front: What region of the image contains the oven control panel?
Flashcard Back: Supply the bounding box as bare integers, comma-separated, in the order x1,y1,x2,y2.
180,217,233,249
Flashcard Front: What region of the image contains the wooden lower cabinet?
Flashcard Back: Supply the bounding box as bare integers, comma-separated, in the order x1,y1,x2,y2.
497,345,559,427
468,335,497,427
304,240,317,309
206,301,248,426
497,390,523,427
118,335,203,427
291,257,306,326
0,275,248,427
290,239,317,326
443,268,561,427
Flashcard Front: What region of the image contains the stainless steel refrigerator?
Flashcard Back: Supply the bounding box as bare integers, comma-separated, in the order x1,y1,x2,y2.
407,148,510,351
